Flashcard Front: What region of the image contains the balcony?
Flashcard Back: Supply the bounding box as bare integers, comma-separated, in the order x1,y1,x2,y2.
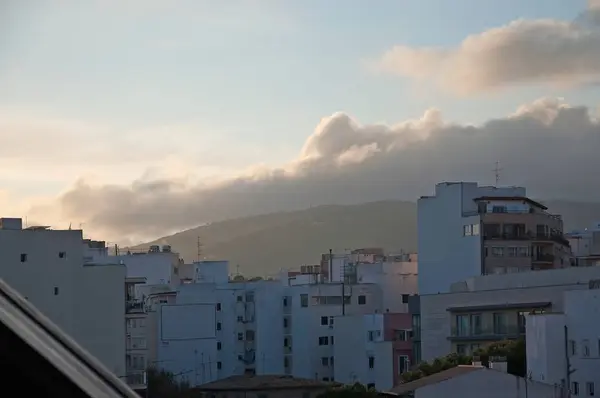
532,254,554,263
126,300,145,314
125,371,146,388
448,325,525,341
483,231,570,247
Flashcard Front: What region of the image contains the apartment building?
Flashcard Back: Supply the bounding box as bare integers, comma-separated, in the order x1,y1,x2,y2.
0,218,126,377
566,221,600,267
333,312,413,390
526,287,600,395
418,182,571,295
420,266,600,361
125,276,148,388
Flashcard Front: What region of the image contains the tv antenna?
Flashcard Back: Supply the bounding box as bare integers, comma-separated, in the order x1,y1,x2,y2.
196,236,203,262
493,161,502,186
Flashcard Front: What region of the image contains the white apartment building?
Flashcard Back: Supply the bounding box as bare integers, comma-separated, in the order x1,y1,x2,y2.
153,257,417,387
526,287,600,396
418,182,571,295
0,218,126,377
566,221,600,267
420,266,600,362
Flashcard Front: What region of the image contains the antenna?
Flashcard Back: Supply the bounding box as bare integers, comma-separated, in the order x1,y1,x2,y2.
196,236,202,262
493,161,503,186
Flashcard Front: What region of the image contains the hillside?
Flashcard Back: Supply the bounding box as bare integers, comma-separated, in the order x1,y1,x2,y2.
135,200,600,276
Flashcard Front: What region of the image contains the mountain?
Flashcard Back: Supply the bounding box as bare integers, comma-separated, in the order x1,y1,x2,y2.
134,200,600,276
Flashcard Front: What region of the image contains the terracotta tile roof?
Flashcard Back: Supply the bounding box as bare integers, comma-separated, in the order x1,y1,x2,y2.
389,365,484,395
194,374,338,391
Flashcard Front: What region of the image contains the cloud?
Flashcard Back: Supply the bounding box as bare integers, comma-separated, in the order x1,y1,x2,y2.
373,5,600,95
45,97,600,242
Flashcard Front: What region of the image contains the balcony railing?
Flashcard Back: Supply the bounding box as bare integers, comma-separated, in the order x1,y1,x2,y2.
484,231,570,247
125,371,146,387
126,300,145,313
532,254,554,263
450,325,525,340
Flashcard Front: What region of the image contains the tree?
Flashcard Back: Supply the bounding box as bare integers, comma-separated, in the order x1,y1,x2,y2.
473,338,526,377
400,353,472,383
146,368,194,398
317,383,379,397
231,275,246,282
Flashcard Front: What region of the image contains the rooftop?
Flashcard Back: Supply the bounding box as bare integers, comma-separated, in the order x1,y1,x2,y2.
194,375,337,391
473,196,547,210
389,365,483,395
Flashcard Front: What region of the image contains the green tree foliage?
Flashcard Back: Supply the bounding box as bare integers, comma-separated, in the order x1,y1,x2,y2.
400,353,472,383
400,339,526,383
473,338,526,377
317,382,379,397
146,368,194,398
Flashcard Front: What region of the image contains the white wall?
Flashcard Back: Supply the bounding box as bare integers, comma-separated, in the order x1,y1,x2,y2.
193,261,229,284
416,369,561,398
526,313,566,386
78,264,127,377
357,261,417,313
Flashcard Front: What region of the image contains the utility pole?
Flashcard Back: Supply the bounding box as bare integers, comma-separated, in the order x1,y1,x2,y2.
493,161,503,187
564,325,576,397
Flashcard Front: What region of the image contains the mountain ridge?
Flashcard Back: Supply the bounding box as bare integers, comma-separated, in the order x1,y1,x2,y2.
134,199,600,276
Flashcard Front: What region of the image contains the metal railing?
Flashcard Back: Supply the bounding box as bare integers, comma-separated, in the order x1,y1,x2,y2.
450,325,525,338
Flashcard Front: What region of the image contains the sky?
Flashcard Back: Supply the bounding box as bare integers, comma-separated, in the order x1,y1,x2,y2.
1,0,600,244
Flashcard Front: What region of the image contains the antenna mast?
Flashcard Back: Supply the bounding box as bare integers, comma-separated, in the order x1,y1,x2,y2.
493,161,503,186
196,236,203,262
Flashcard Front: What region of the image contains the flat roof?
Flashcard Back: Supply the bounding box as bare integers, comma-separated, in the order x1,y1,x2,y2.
473,196,547,210
389,366,483,395
194,375,337,391
447,301,551,312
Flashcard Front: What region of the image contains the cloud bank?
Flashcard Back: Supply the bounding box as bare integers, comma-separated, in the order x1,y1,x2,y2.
51,97,600,241
374,3,600,95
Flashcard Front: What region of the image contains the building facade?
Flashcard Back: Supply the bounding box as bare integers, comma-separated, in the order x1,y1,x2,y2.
420,266,600,361
417,182,571,295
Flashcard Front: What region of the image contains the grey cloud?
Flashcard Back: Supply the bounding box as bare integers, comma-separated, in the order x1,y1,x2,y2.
55,98,600,240
375,5,600,95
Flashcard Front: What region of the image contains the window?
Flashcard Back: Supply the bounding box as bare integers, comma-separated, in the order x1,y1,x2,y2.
358,295,366,305
216,322,221,331
237,295,243,302
330,356,334,366
455,314,470,336
471,344,481,354
463,225,472,236
491,247,504,257
394,329,411,341
330,336,334,345
237,316,244,322
321,316,328,326
368,356,374,369
237,333,244,341
216,303,221,311
284,337,290,347
570,340,577,356
20,253,27,262
470,314,482,335
245,292,254,302
217,342,221,350
402,294,409,304
322,377,330,381
368,331,374,341
217,361,222,370
329,316,334,325
283,297,288,306
58,251,66,259
284,357,290,368
572,382,579,396
54,287,59,295
587,382,595,396
472,223,480,236
283,318,288,328
508,247,518,257
583,340,590,357
517,247,529,257
300,294,308,307
456,344,467,355
321,357,329,366
398,355,409,374
493,313,508,334
318,336,328,346
245,330,255,341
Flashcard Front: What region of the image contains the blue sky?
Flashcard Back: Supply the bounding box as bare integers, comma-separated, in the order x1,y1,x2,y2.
1,0,599,239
